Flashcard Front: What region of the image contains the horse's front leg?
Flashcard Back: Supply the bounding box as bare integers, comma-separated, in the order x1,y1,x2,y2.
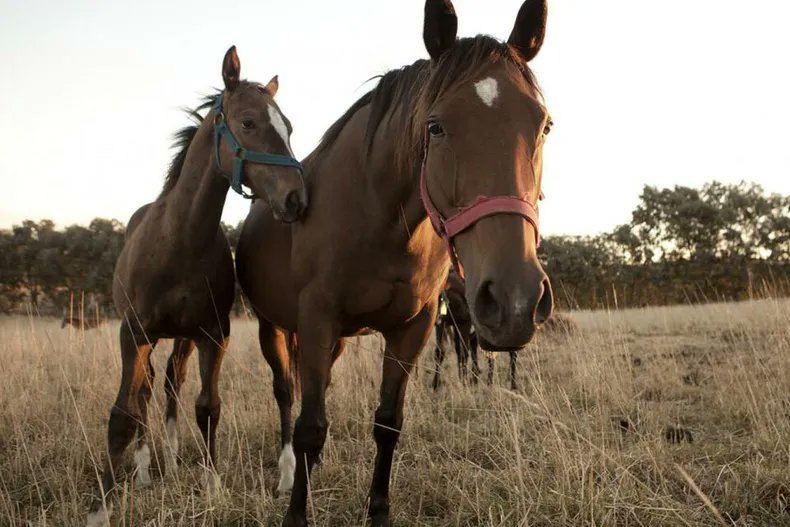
164,338,195,474
282,296,340,527
432,321,446,390
194,332,229,493
368,303,437,527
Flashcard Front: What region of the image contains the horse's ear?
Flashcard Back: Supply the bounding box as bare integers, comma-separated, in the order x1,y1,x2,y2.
222,45,241,91
264,75,279,97
508,0,547,62
423,0,457,61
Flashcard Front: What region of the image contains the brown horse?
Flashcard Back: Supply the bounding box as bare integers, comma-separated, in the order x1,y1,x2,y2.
87,46,307,526
236,1,553,524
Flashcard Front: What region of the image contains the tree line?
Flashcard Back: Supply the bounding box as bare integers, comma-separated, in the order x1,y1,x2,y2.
0,181,787,316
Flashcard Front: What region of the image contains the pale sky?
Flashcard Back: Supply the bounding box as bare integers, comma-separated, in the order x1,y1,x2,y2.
1,0,788,236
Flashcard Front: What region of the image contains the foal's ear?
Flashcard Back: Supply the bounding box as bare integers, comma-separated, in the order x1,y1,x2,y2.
222,45,241,91
264,75,279,97
508,0,547,62
423,0,457,61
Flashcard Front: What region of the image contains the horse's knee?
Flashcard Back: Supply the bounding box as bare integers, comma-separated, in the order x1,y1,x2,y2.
195,396,221,428
107,406,139,453
373,408,400,445
293,416,327,456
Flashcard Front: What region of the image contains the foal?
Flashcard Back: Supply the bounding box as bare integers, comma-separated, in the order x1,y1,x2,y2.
87,46,306,525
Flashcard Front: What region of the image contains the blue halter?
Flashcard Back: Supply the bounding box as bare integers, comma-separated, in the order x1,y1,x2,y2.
212,92,303,199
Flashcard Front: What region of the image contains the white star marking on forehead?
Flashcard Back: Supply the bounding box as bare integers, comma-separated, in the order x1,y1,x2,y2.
474,77,499,107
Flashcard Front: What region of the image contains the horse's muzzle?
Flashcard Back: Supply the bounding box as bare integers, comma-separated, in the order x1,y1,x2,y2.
470,269,553,349
272,188,308,223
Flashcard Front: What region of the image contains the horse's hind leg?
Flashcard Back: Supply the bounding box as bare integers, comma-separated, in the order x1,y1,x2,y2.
509,351,519,391
455,327,469,385
133,352,156,487
368,304,436,527
432,322,446,390
164,338,195,472
469,329,481,384
258,321,296,495
194,333,229,491
283,301,339,527
89,321,155,523
487,352,494,386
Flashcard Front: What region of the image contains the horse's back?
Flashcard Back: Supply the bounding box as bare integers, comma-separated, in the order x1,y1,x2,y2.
236,200,299,331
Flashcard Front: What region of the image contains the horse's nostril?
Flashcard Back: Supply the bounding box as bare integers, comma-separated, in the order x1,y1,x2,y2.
535,277,553,324
285,190,303,217
474,280,503,328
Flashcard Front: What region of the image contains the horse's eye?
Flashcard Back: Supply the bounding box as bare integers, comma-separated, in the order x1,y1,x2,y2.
428,121,445,137
543,120,553,136
241,119,255,130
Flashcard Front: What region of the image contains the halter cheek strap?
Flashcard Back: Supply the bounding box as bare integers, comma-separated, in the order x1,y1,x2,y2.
419,132,542,276
212,93,303,200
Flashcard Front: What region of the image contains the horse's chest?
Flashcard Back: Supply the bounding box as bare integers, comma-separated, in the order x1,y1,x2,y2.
126,246,233,332
344,278,423,331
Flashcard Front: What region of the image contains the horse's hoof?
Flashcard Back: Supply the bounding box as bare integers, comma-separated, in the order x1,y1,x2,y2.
201,468,224,497
369,498,390,527
282,511,308,527
85,504,112,527
133,444,153,487
370,512,391,527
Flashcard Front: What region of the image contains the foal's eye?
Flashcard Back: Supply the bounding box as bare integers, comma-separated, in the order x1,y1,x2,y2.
428,121,445,137
543,120,553,136
241,119,255,130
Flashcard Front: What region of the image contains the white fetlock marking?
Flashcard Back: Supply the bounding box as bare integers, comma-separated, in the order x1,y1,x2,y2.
133,444,152,487
276,443,296,494
202,468,223,497
85,504,112,527
165,418,179,470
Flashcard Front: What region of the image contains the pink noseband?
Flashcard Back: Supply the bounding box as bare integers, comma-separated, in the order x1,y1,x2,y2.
419,132,542,276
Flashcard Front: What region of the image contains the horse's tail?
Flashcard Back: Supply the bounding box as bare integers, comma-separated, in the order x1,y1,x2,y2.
286,331,301,401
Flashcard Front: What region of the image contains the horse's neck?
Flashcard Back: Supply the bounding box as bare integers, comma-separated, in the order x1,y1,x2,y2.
365,110,429,242
167,122,229,245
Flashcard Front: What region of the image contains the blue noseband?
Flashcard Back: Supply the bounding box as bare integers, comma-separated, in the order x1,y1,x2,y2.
212,92,303,199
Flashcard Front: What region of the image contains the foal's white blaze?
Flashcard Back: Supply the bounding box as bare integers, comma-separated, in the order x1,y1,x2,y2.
267,105,295,157
133,443,152,487
276,442,296,494
474,77,499,107
85,504,112,527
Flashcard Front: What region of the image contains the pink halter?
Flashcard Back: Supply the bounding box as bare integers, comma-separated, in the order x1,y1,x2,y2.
419,133,541,276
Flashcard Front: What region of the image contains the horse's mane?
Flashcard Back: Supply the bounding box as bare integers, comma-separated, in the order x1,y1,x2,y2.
159,91,221,197
312,35,542,173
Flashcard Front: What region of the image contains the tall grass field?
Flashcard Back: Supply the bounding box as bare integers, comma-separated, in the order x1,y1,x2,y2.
1,299,789,526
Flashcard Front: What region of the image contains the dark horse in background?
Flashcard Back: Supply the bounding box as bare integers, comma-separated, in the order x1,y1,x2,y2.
432,269,482,388
432,269,520,391
87,47,307,526
236,1,554,525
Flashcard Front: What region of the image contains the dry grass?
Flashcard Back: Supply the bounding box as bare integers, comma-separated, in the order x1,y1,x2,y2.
1,299,789,526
